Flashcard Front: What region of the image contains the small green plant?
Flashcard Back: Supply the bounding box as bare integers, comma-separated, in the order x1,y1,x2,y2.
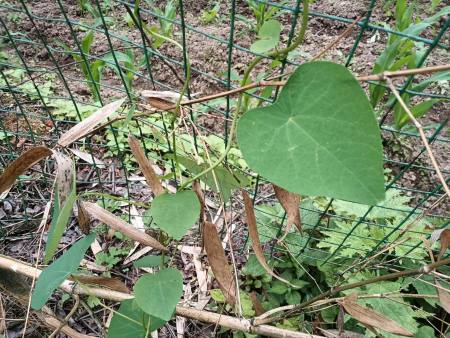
102,46,137,93
250,19,281,54
95,245,131,269
146,0,178,48
62,31,138,100
6,11,22,23
201,2,220,25
61,31,103,102
0,67,55,103
246,0,287,32
370,2,450,128
77,0,114,27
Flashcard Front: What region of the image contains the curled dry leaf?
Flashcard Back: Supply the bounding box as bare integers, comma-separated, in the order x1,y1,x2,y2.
203,221,237,306
58,98,126,147
0,146,52,193
250,292,265,316
0,293,5,333
273,184,302,238
433,228,450,260
141,90,186,110
76,201,91,235
82,202,167,252
342,294,413,337
128,135,165,196
242,190,294,287
53,151,74,207
72,274,130,293
69,148,106,168
436,281,450,314
192,180,205,223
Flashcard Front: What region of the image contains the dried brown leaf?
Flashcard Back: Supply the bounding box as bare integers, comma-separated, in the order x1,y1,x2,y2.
193,180,205,223
128,135,165,196
342,295,413,337
76,201,91,234
141,90,183,110
438,229,450,260
436,281,450,314
273,184,301,233
203,221,236,306
69,148,105,168
0,293,5,333
242,190,294,287
250,292,265,316
53,151,74,207
149,98,175,110
322,330,364,338
82,202,167,252
0,146,52,193
71,274,130,293
58,98,126,147
90,239,102,256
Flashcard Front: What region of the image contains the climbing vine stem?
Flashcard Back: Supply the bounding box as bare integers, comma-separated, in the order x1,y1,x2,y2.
143,26,191,182
179,0,310,190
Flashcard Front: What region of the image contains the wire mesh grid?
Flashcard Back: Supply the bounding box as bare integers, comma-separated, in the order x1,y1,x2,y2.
0,0,449,272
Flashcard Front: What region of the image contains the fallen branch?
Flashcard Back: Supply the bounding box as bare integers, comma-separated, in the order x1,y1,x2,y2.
42,313,93,338
0,267,91,338
0,255,324,338
311,15,364,61
48,295,80,338
89,63,450,136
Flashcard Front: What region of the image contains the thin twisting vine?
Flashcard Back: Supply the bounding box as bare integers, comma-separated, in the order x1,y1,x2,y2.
179,0,310,190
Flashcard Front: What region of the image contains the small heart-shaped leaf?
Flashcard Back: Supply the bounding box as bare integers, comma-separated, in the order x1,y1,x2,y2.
250,19,281,54
237,61,385,205
150,191,200,240
133,268,183,321
108,299,165,338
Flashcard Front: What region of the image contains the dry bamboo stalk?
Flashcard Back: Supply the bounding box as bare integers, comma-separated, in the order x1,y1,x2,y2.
42,315,94,338
86,64,450,137
0,255,324,338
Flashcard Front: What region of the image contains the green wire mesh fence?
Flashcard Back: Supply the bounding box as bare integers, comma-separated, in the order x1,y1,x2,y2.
0,0,449,272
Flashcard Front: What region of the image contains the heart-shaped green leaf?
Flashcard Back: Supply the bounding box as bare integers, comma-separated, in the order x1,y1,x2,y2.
173,154,249,202
133,255,169,268
250,19,281,54
107,299,165,338
150,191,200,240
133,268,183,321
237,61,385,205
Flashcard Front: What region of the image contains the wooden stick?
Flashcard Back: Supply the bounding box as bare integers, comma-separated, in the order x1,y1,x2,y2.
48,295,80,338
312,15,364,61
176,64,450,108
88,64,450,137
42,314,94,338
359,64,450,82
136,64,450,115
0,255,324,338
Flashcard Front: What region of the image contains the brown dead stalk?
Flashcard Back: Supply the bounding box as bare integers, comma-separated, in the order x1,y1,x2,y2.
88,64,450,137
0,255,323,338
